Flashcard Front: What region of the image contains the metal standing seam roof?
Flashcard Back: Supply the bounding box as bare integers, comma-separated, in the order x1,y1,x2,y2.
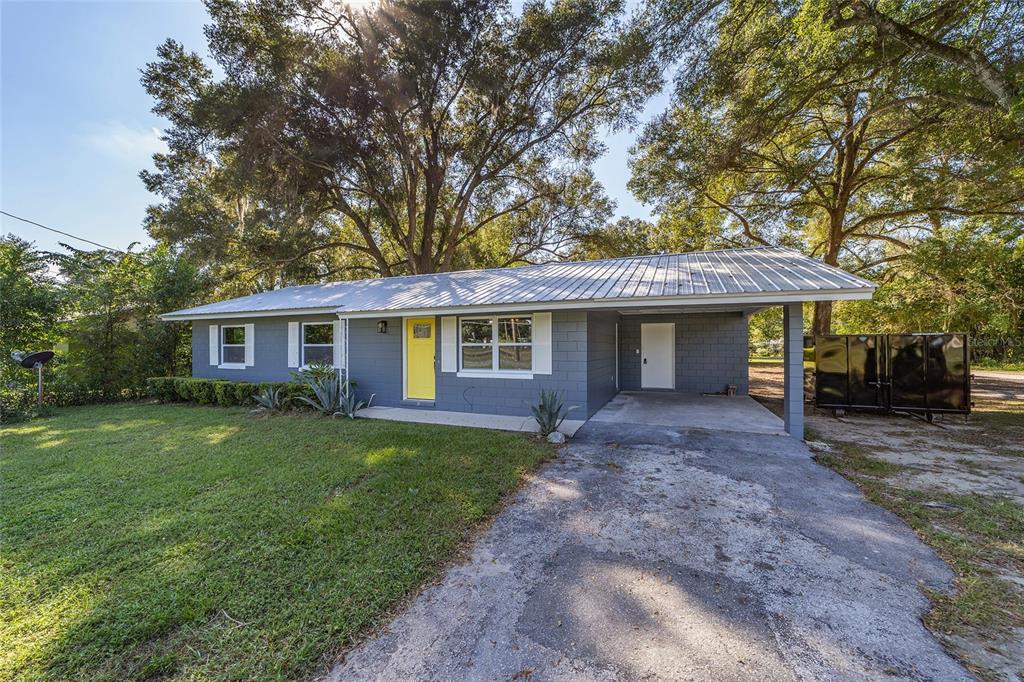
161,247,876,319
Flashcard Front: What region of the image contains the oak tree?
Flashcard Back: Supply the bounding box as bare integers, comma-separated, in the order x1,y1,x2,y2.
633,0,1023,333
143,0,657,281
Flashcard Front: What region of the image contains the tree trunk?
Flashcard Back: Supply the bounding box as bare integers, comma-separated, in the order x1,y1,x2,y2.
813,208,846,336
812,300,833,336
812,95,862,336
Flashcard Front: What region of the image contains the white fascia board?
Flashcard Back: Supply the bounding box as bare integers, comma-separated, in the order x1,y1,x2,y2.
332,287,875,319
159,307,338,322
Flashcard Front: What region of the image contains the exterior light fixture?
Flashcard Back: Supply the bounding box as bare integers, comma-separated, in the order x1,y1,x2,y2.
377,321,387,334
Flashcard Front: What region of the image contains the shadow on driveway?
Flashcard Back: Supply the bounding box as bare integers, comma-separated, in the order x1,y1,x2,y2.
327,423,969,681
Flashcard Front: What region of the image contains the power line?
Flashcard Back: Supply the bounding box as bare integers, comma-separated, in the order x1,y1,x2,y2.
0,209,126,253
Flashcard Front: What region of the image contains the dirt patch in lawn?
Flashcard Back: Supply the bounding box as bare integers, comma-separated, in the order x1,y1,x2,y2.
751,363,1024,682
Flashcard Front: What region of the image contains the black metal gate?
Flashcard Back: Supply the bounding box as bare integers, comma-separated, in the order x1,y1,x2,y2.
813,334,971,417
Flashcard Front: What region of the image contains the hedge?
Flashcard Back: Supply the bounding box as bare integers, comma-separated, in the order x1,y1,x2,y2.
1,385,148,424
145,377,313,408
0,378,314,423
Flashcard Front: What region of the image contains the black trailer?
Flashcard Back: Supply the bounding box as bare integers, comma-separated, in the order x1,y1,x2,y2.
812,333,971,419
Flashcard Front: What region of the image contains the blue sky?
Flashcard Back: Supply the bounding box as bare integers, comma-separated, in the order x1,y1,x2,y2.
1,1,668,254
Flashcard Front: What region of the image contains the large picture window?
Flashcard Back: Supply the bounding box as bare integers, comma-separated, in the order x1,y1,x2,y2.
302,322,334,366
460,316,532,373
221,325,246,364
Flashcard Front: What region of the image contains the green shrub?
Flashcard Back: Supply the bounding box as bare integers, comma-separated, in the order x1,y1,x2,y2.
233,381,260,405
273,381,313,405
2,384,148,423
214,381,235,407
145,377,178,402
290,361,337,385
172,377,192,402
0,387,38,423
146,377,311,409
195,380,218,405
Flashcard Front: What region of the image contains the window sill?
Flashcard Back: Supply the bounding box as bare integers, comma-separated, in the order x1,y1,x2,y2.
218,363,246,370
456,370,534,380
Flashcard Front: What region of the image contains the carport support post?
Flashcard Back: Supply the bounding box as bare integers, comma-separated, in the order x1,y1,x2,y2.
782,303,804,439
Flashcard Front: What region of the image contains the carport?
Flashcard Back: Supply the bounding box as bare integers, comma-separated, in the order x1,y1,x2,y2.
590,391,786,435
601,300,807,437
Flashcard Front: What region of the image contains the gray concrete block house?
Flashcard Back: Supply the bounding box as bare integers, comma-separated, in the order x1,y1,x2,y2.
161,247,875,438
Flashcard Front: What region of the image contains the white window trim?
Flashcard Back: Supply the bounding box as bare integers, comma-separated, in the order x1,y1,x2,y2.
457,315,534,378
300,321,335,368
219,324,246,369
456,370,534,380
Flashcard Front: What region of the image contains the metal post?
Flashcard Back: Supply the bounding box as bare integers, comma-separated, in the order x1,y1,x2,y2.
783,303,804,439
36,362,44,408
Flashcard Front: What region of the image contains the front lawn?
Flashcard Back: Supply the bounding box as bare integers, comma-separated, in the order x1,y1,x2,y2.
0,404,550,680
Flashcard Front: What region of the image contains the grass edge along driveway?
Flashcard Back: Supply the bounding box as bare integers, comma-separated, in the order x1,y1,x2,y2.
1,403,551,680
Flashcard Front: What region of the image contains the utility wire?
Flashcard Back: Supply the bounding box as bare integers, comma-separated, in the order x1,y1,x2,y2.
1,209,126,253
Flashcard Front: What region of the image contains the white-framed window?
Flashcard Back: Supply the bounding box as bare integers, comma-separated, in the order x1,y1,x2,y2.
302,322,334,366
459,316,532,373
221,325,246,365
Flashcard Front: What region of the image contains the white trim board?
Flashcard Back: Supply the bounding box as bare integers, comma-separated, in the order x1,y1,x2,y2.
456,371,534,380
401,316,408,400
160,307,338,321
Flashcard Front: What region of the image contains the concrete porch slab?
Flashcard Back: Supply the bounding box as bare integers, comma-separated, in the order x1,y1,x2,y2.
359,406,586,436
589,391,786,435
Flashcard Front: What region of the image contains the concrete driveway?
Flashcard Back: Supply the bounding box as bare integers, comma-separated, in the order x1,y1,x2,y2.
327,423,969,681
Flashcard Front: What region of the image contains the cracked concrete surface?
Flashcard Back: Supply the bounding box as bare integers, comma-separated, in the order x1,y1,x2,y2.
326,423,970,681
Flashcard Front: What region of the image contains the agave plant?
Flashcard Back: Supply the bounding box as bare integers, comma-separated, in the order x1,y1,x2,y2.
335,379,374,419
291,369,374,418
251,386,286,413
289,360,337,384
291,371,342,415
530,389,577,436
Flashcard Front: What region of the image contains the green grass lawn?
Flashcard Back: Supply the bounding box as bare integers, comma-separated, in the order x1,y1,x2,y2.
0,403,550,681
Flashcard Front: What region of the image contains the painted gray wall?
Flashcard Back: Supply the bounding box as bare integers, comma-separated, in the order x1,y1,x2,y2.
585,311,619,417
617,312,749,395
192,314,338,383
433,311,588,417
347,316,404,407
189,307,751,415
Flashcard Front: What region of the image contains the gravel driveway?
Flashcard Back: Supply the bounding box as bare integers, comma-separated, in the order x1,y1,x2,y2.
327,423,970,681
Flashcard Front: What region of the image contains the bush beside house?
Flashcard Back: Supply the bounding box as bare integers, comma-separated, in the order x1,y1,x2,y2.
145,377,312,408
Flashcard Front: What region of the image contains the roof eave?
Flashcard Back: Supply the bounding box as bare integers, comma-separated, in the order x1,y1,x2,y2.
159,306,341,322
334,286,876,318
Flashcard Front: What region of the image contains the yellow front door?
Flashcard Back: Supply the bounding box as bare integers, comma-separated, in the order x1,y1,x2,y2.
405,318,436,400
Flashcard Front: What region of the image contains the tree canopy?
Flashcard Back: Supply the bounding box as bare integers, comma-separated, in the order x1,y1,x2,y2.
0,236,208,404
633,0,1023,333
143,0,658,286
0,236,62,388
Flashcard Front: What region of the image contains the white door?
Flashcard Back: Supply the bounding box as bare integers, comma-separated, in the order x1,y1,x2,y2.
641,323,675,389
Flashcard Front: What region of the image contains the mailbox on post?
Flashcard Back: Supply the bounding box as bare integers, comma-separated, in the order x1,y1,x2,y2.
10,350,56,409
